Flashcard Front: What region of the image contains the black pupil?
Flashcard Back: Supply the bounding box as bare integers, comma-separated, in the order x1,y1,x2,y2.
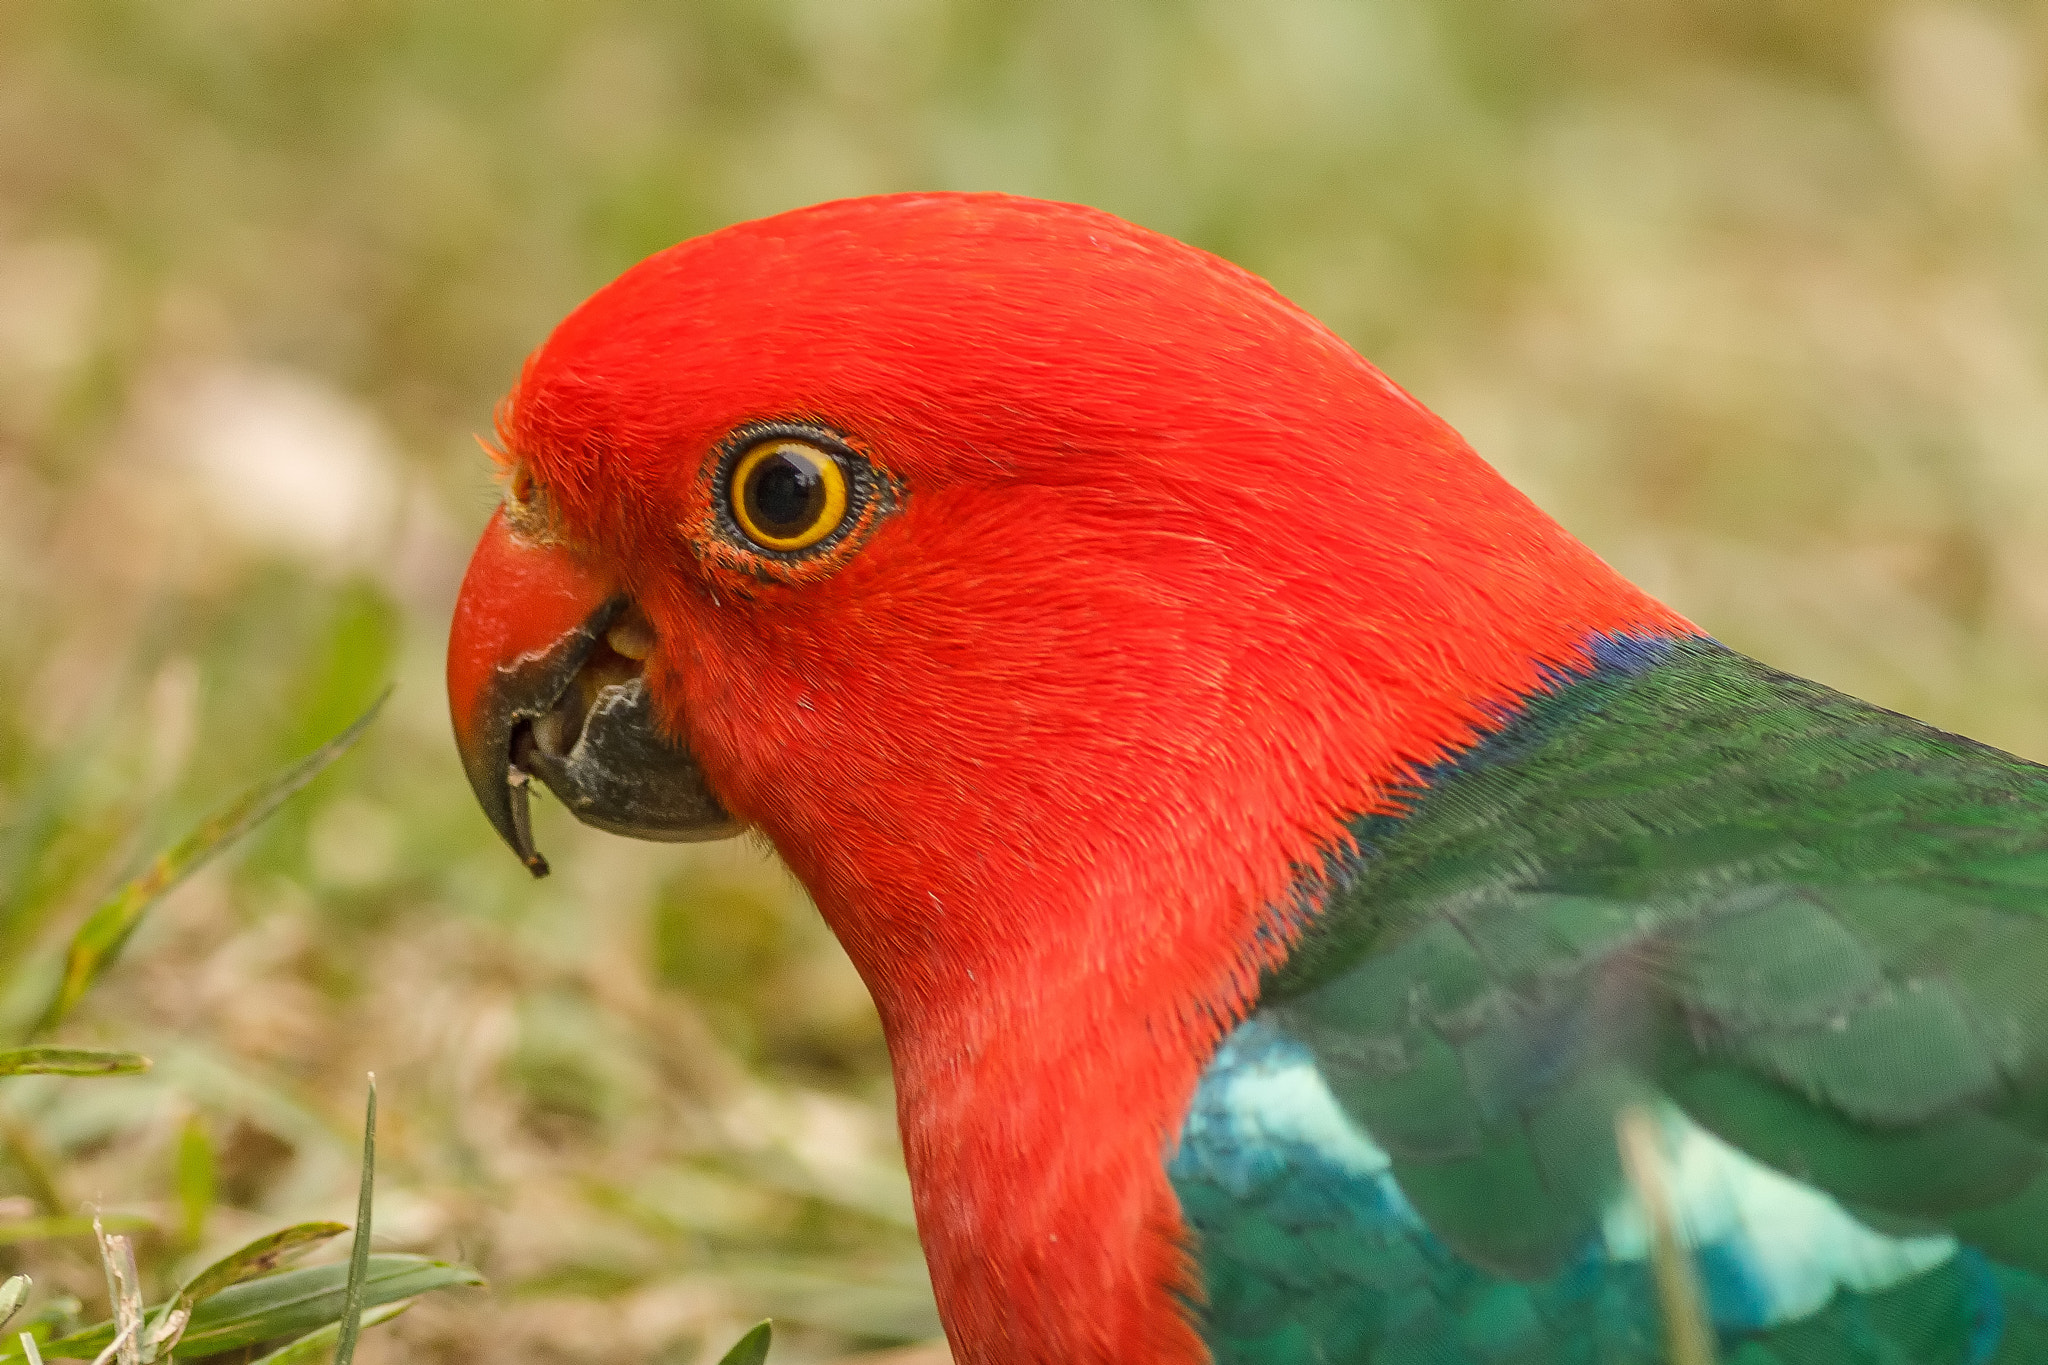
745,448,827,538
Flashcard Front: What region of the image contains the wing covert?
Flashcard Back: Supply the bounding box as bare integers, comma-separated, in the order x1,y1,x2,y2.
1174,637,2048,1363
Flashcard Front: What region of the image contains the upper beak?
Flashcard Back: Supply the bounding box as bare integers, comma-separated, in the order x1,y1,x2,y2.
448,508,738,877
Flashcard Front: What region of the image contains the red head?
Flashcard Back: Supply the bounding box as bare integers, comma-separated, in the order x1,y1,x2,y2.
449,193,1687,1364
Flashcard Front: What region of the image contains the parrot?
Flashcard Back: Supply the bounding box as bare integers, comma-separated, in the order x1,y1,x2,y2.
446,192,2048,1365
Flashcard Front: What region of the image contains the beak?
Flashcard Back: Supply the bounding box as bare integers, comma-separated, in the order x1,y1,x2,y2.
448,508,738,877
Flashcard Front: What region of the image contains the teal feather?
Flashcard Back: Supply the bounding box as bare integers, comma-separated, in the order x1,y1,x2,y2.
1171,636,2048,1363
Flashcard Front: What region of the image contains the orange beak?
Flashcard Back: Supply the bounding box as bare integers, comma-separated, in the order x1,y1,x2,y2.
447,509,735,877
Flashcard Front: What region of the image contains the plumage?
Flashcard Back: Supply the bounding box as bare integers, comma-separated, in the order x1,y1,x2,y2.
1178,633,2048,1362
445,192,2048,1365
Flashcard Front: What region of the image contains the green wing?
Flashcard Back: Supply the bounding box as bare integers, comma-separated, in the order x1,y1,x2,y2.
1177,637,2048,1363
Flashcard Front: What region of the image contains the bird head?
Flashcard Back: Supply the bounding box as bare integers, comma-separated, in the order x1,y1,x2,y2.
451,192,1675,978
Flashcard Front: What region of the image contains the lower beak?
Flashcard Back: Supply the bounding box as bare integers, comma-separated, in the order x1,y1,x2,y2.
448,509,738,877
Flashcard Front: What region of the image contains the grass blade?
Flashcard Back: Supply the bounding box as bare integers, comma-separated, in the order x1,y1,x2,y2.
1616,1106,1716,1365
14,1255,481,1360
37,691,389,1034
0,1119,66,1216
0,1050,149,1079
0,1277,28,1333
0,1216,151,1248
332,1076,374,1365
247,1302,410,1365
173,1116,213,1248
169,1223,351,1310
90,1220,142,1365
716,1321,772,1365
150,1221,349,1350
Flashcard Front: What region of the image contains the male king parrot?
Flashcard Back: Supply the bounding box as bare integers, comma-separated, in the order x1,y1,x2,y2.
447,193,2048,1365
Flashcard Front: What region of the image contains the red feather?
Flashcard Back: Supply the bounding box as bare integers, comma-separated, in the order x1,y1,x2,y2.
506,193,1692,1365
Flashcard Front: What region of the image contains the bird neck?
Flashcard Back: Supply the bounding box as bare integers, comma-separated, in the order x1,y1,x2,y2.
786,610,1695,1365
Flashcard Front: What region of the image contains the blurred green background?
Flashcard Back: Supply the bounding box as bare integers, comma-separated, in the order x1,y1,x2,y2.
3,0,2047,1360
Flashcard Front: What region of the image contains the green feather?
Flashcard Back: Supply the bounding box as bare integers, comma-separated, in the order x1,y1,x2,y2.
1184,637,2048,1362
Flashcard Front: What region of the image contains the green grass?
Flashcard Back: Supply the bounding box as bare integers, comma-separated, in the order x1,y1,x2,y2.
0,707,477,1359
1,0,2044,1359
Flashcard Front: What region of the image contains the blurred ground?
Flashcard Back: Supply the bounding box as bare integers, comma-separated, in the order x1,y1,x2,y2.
2,0,2047,1360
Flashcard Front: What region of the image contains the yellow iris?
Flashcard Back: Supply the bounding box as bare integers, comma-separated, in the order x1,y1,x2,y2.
729,439,850,552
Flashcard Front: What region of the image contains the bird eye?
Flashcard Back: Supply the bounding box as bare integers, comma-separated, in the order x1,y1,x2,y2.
729,438,850,552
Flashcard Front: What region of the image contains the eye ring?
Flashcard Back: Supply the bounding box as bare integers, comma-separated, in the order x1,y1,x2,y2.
728,437,851,552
